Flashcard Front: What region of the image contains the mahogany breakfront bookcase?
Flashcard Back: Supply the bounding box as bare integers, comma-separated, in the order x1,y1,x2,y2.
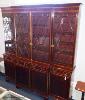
1,3,80,100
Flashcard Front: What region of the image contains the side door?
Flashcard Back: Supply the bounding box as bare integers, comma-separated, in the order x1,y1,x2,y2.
15,13,31,58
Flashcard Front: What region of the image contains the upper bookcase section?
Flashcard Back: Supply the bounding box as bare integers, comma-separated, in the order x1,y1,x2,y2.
1,3,81,13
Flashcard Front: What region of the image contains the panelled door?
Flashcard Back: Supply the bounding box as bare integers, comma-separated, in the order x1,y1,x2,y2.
31,11,51,63
15,13,31,58
52,11,79,66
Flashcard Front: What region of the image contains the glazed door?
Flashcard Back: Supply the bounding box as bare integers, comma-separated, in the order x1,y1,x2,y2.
31,11,51,63
2,13,16,54
52,11,78,66
15,13,30,58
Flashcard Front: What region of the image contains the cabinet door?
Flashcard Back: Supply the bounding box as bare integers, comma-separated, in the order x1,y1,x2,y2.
2,13,16,54
32,11,51,63
16,65,29,87
52,12,78,66
31,70,48,94
4,54,16,82
15,13,30,58
50,74,71,99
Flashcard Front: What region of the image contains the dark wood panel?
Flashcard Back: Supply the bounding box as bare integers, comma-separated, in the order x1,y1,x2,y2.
50,65,72,99
16,57,31,88
16,65,30,88
1,3,80,13
30,70,48,95
50,74,71,99
30,61,49,95
4,54,16,82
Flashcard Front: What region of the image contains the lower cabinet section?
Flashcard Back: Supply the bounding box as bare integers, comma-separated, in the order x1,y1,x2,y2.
50,74,70,99
15,58,31,89
5,60,16,82
50,65,72,100
30,62,50,97
30,70,49,96
4,54,16,82
4,54,72,100
16,65,30,88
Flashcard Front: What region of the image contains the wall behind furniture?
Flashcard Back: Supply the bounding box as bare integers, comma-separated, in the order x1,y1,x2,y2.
71,4,85,100
0,0,85,99
0,8,4,58
0,8,5,73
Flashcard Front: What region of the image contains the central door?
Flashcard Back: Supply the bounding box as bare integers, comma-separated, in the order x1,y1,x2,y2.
31,11,51,63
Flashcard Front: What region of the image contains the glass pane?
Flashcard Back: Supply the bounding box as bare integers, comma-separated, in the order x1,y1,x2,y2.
32,12,50,62
3,17,12,41
16,13,30,58
2,14,16,54
53,12,78,66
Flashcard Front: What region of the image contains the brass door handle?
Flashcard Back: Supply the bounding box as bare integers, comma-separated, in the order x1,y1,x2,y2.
29,43,32,46
51,44,54,48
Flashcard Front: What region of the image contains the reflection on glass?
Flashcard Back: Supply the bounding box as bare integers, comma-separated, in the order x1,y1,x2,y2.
3,17,12,41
